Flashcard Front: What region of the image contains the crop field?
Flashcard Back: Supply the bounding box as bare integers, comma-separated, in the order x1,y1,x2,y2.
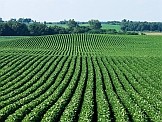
0,34,162,122
47,23,121,31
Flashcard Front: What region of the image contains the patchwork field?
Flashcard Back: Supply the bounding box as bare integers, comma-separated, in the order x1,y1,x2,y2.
0,34,162,122
47,23,121,31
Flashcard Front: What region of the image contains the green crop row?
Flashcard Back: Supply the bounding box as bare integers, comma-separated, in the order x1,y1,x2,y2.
1,34,162,57
0,34,162,121
22,57,76,122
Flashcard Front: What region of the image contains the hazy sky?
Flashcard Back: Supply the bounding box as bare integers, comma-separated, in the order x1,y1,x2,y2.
0,0,162,22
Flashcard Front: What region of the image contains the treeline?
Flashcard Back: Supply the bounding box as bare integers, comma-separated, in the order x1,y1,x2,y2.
0,19,68,36
0,19,118,36
121,19,162,32
0,18,140,36
1,18,126,36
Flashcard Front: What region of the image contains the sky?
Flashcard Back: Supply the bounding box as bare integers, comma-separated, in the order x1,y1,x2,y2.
0,0,162,22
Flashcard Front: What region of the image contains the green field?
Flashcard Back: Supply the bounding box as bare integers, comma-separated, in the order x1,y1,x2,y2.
101,24,121,31
47,23,121,31
0,34,162,121
47,24,68,28
0,36,26,42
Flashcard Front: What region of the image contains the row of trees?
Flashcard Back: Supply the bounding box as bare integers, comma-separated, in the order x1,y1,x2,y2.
0,18,141,36
0,19,120,36
0,21,69,36
121,19,162,32
66,19,107,34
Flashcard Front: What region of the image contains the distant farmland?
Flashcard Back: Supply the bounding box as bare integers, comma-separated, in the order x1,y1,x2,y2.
145,32,162,35
47,23,121,31
0,34,162,121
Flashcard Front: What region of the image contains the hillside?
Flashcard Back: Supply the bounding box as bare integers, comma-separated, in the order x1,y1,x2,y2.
0,34,162,121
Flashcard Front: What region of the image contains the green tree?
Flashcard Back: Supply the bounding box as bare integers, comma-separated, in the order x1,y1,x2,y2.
0,23,14,36
18,18,33,24
0,18,3,22
67,19,78,29
88,19,102,30
28,22,48,36
7,21,29,35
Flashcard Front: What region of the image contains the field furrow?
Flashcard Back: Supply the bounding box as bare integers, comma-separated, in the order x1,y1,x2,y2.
0,34,162,121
